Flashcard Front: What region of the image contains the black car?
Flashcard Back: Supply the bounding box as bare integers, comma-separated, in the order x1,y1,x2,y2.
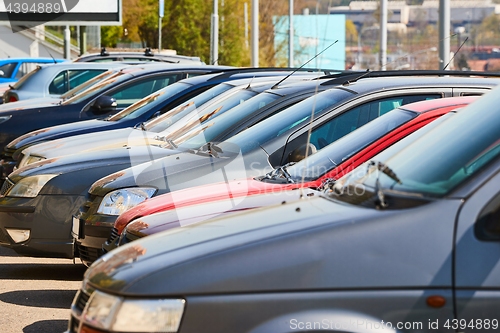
0,68,328,181
0,63,229,153
0,71,496,263
74,47,205,65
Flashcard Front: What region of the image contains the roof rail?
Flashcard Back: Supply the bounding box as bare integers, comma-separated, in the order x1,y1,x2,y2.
206,67,355,81
319,70,500,87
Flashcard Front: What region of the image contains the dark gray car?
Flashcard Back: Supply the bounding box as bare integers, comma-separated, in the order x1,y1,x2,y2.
67,82,500,333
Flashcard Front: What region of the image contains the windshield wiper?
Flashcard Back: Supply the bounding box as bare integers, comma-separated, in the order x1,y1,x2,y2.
368,160,402,209
188,142,224,158
261,162,296,183
370,160,402,185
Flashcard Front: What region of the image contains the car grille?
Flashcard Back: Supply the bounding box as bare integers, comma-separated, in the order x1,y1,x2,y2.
0,178,14,197
106,227,120,244
78,243,103,265
69,289,92,333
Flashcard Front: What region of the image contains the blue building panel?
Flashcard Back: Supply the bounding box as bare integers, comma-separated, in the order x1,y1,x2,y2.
274,14,346,70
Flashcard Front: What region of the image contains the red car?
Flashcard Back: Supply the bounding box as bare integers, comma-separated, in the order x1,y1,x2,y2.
104,95,478,250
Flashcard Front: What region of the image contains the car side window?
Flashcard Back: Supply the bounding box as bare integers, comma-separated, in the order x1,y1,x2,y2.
68,70,107,90
309,94,439,149
475,192,500,241
49,70,68,94
0,62,18,78
108,74,182,108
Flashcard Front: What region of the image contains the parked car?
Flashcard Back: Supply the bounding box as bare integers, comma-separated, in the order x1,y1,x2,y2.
74,48,205,65
14,71,322,168
0,57,65,84
2,62,128,103
0,63,228,153
0,68,327,180
0,71,492,262
109,96,477,251
0,72,339,259
67,83,500,333
71,72,498,265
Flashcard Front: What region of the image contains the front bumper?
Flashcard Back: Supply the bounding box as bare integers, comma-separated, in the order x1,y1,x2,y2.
0,193,85,258
75,193,119,265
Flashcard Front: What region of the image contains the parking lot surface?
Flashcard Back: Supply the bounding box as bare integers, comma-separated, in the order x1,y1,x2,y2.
0,247,86,333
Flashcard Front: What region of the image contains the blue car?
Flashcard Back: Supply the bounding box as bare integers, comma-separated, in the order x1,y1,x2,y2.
0,57,65,84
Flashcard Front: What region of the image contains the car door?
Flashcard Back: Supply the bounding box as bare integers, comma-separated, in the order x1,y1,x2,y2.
454,164,500,332
278,90,444,165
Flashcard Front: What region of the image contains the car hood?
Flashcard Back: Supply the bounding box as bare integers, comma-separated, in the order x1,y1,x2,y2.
7,119,117,150
125,187,321,237
9,144,180,181
86,195,460,295
89,143,271,197
20,128,165,159
114,177,312,233
0,97,61,114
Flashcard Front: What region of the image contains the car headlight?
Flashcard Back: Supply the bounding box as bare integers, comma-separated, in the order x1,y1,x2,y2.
83,290,185,332
0,115,11,125
97,187,156,215
18,154,46,169
6,174,57,198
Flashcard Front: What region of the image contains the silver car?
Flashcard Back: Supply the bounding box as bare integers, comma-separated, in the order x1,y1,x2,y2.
66,84,500,332
2,62,129,103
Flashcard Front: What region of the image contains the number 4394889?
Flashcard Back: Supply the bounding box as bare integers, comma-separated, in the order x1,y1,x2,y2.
444,319,498,330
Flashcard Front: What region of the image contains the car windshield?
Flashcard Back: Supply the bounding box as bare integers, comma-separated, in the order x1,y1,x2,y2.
335,92,500,197
174,90,283,149
107,82,194,121
283,108,417,182
150,89,268,136
141,82,236,130
215,87,353,153
60,70,120,100
61,70,131,105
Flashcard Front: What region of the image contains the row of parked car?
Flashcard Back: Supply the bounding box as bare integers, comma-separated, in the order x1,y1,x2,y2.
0,58,498,333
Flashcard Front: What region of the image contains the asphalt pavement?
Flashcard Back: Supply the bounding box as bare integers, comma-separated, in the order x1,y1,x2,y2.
0,246,87,333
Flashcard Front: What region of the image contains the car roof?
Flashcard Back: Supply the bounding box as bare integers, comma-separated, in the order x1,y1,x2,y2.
400,95,480,113
74,48,204,64
0,57,65,63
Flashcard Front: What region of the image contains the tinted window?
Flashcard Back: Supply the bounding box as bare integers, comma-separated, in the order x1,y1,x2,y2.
108,82,194,121
309,95,438,149
222,88,353,153
355,92,500,196
0,63,17,78
176,91,282,148
108,74,182,108
286,109,417,181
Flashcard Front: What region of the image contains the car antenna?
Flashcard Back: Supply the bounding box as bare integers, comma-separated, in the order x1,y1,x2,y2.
374,33,457,71
271,39,339,89
443,36,468,70
245,75,256,89
39,41,58,64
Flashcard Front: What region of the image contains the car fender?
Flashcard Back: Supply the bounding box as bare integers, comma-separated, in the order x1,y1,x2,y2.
248,309,398,333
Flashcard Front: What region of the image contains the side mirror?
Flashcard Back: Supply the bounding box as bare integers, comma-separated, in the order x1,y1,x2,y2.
287,143,317,163
91,95,117,114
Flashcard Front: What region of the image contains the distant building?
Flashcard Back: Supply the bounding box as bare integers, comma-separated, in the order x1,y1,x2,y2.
329,0,499,29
